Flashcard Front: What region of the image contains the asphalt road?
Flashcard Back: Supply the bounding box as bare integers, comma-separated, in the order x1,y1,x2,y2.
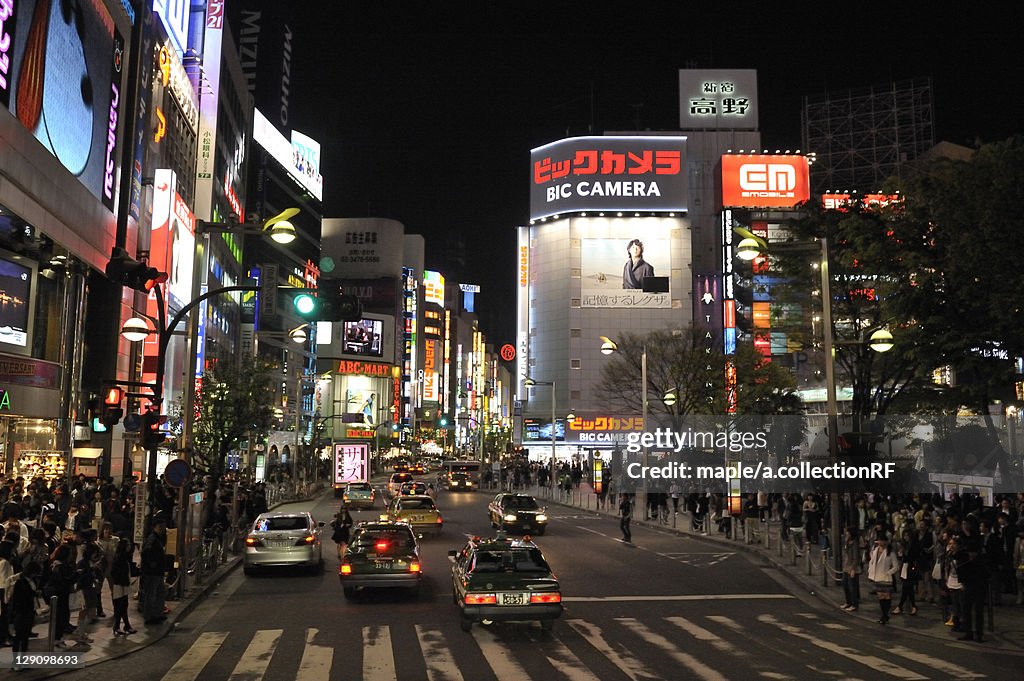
56,480,1023,681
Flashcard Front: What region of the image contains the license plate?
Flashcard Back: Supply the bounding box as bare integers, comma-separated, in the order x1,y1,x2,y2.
374,561,393,569
498,592,526,606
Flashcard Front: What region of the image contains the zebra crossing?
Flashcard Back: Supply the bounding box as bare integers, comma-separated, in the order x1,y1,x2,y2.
157,613,991,681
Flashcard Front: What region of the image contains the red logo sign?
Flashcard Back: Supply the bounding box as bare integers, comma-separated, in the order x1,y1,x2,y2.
721,155,810,209
499,344,516,361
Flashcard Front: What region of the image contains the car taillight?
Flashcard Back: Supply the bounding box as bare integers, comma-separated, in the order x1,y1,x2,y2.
375,541,389,551
409,562,421,573
436,516,443,524
530,592,561,604
296,535,315,545
340,563,352,575
464,593,497,605
343,495,349,501
244,536,263,547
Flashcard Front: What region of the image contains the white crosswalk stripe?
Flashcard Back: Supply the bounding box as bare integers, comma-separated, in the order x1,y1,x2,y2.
228,628,282,681
415,625,465,681
757,615,927,680
160,632,230,681
363,626,397,681
152,613,992,681
616,618,729,681
566,619,663,681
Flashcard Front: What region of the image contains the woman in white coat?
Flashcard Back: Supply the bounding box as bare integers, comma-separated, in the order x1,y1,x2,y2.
867,533,899,624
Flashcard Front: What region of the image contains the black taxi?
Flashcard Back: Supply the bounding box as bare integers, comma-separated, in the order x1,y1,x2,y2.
488,493,548,535
448,533,562,631
339,522,422,598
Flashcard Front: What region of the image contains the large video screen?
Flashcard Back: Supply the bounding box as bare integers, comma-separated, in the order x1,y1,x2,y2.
524,419,566,442
0,255,32,349
3,0,125,211
342,319,383,357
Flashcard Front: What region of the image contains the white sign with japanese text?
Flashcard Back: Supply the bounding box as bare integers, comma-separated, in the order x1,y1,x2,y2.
679,69,758,130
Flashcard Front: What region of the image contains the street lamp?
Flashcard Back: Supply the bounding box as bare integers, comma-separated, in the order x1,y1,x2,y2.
524,377,557,488
120,317,151,342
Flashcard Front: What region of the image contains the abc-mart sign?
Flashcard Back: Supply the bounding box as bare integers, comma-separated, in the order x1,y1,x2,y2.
529,136,688,221
721,155,810,209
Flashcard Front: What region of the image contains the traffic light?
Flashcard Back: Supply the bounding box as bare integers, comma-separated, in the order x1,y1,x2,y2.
105,247,168,292
87,397,107,433
292,284,362,322
101,387,124,427
141,409,167,449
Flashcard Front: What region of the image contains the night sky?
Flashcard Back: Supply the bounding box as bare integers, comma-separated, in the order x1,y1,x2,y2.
286,2,1022,343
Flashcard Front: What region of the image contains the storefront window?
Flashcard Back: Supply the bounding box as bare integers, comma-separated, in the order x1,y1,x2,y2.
3,417,64,482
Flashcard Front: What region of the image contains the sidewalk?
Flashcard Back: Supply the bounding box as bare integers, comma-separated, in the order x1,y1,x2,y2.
15,485,330,679
527,482,1024,652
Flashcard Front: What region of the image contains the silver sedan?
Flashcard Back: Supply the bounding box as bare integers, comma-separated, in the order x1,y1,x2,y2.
243,511,324,575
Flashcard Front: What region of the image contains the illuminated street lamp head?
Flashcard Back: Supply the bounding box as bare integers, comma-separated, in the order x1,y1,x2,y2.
524,377,537,387
120,317,152,342
264,208,301,244
566,412,576,423
289,326,308,343
599,336,618,355
869,328,894,353
662,390,678,407
736,237,762,261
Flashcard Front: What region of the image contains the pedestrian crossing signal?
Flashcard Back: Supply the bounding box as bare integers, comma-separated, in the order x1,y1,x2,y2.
101,387,124,427
106,247,168,292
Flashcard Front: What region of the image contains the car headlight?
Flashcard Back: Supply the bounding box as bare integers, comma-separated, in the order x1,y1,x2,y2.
536,514,548,522
504,514,517,522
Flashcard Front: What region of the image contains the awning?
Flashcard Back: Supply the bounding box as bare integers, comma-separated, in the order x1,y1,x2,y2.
72,447,103,459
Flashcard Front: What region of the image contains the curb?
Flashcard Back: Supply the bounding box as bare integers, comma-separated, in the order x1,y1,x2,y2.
536,489,1024,653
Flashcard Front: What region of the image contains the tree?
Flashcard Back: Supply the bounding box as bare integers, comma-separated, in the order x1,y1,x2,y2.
191,355,276,526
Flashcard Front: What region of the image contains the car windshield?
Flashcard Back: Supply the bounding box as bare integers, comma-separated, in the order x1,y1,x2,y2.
352,529,416,551
399,498,437,510
470,548,550,573
452,474,468,480
391,474,412,483
347,483,372,491
255,517,309,532
503,496,540,510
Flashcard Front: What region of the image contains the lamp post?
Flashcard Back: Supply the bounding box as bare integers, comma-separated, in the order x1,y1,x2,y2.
525,377,556,488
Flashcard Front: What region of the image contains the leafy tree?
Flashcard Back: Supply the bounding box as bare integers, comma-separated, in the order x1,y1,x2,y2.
192,355,276,525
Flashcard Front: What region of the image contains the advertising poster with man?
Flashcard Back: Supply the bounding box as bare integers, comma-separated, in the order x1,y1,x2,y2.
581,232,671,308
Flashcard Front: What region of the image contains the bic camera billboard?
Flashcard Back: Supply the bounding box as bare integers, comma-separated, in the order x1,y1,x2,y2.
2,0,125,212
530,136,687,221
579,219,672,309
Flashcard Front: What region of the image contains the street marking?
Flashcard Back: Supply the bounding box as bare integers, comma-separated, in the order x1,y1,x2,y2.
759,674,797,680
543,634,602,681
362,626,397,681
617,618,728,681
566,619,663,681
471,627,531,678
296,628,333,681
821,623,849,630
160,631,229,681
415,625,465,681
666,617,740,655
228,629,283,681
887,645,987,679
564,594,794,602
705,615,743,633
758,615,926,680
657,552,734,567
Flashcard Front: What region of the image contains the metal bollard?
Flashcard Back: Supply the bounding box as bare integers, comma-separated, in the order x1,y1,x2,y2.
791,540,798,566
47,595,58,649
765,523,771,550
822,553,829,587
806,547,813,575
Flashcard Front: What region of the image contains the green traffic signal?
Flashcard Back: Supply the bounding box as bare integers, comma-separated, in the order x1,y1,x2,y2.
294,293,317,316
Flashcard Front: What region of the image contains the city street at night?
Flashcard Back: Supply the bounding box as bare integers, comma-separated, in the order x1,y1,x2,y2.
54,482,1023,681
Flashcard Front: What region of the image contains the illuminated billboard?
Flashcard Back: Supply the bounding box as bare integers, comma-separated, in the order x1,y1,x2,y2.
151,169,196,312
679,69,758,130
529,136,687,221
0,253,32,350
721,155,810,209
580,224,671,309
252,109,324,200
423,270,445,306
3,0,124,212
822,193,902,210
342,319,383,358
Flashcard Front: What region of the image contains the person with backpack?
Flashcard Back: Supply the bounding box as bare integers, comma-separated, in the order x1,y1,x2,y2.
619,494,633,543
45,542,77,647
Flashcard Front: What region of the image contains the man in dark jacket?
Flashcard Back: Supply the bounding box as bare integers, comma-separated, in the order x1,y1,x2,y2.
622,239,655,289
958,518,988,642
141,516,168,625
